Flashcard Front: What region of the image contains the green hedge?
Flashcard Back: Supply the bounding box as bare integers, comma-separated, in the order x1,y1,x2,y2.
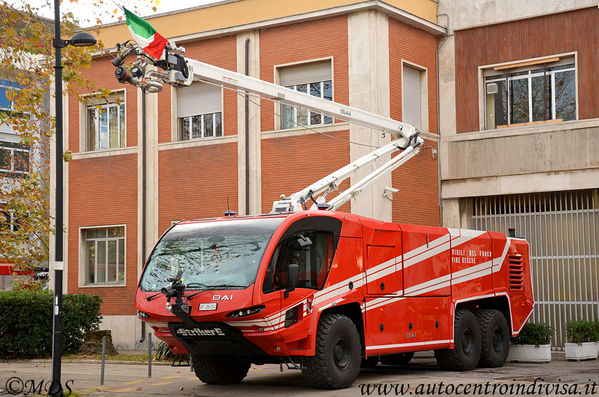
155,340,188,362
566,320,599,344
511,322,553,347
0,290,102,359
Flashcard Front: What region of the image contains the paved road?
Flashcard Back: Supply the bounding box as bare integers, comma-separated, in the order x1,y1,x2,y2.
0,353,598,396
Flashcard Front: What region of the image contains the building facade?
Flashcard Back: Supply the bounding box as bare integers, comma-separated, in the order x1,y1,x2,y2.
1,72,50,286
62,0,444,348
438,0,599,346
0,78,30,285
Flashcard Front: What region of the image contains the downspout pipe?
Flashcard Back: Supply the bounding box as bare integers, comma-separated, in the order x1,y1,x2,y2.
140,88,147,344
244,38,250,215
436,13,450,227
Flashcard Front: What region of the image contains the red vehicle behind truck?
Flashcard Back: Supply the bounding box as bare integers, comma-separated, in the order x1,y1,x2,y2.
110,35,534,389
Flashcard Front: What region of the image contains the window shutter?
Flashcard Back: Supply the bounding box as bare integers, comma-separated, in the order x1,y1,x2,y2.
279,60,331,87
403,65,422,130
177,82,222,118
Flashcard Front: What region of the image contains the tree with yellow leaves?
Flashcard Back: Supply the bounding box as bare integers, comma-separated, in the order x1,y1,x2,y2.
0,0,155,279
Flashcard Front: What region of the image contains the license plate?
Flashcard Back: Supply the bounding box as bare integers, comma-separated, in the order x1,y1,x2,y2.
199,303,217,311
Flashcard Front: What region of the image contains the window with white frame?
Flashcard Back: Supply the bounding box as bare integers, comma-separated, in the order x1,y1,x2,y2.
485,58,576,129
0,142,29,176
82,226,125,286
85,93,125,151
0,79,21,112
177,82,223,140
278,60,333,130
1,79,26,136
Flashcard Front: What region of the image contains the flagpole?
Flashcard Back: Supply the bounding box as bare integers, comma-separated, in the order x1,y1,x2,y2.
110,0,125,12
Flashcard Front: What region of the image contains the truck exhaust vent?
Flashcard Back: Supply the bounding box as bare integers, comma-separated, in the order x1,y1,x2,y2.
508,255,524,291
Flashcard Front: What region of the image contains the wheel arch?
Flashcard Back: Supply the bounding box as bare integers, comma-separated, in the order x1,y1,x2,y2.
319,302,365,356
455,295,512,333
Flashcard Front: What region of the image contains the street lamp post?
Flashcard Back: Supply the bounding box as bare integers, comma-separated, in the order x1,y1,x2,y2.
50,1,96,395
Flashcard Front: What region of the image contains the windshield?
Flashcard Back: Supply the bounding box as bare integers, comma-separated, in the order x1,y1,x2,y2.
140,217,284,291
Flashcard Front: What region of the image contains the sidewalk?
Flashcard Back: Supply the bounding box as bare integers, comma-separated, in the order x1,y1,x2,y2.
0,352,597,396
0,355,193,396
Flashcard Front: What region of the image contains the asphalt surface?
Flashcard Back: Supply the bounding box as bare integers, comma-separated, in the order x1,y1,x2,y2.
0,352,598,396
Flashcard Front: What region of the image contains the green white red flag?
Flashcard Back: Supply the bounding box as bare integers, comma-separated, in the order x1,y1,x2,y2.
124,8,168,59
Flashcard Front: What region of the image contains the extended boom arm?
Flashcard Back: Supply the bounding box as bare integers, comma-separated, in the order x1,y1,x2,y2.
111,42,423,213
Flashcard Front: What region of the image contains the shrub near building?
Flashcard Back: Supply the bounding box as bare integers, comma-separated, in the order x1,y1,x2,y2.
0,289,102,358
511,322,553,347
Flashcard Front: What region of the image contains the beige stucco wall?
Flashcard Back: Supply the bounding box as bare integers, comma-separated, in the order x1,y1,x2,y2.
442,120,599,182
440,120,599,226
438,0,597,32
100,315,154,350
236,31,262,216
348,10,392,221
96,0,438,48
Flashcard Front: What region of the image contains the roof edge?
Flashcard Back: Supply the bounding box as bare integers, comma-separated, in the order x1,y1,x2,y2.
170,1,447,43
96,0,445,52
453,5,596,32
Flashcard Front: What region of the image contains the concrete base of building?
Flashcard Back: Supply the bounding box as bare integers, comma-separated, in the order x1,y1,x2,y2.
100,315,154,351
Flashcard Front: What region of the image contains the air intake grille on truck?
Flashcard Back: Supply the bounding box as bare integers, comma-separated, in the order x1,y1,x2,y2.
508,255,524,291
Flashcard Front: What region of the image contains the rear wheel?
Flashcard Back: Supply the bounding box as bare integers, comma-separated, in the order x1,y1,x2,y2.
191,354,250,384
435,309,481,371
476,309,509,367
302,314,362,389
380,352,414,366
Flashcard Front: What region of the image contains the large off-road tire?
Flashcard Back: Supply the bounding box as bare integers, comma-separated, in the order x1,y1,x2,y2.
191,354,250,384
435,308,481,371
380,352,414,366
302,314,362,389
476,309,509,367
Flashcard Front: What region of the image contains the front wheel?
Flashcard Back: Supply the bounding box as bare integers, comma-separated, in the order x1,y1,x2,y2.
435,308,481,371
191,354,250,384
302,314,362,389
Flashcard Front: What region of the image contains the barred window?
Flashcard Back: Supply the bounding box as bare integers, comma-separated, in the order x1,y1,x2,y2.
485,58,576,129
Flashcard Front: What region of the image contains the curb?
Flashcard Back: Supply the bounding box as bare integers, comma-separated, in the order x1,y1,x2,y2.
0,359,180,366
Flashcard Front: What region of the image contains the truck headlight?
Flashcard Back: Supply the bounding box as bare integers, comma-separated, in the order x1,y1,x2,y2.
226,305,265,318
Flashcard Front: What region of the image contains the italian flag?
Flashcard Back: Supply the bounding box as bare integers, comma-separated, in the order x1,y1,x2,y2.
124,8,168,59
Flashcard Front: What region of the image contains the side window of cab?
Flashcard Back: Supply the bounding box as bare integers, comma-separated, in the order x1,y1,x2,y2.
262,217,341,294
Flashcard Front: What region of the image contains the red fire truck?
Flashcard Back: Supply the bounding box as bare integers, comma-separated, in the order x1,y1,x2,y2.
113,41,534,389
